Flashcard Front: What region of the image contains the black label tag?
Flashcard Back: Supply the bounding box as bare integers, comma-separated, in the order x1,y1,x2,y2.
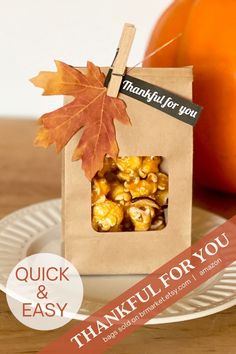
105,70,202,126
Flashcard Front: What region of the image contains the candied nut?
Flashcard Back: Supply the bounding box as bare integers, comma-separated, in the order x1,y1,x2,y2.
92,199,124,232
126,198,159,231
155,190,168,207
126,206,154,231
139,156,161,178
126,207,152,231
97,157,117,177
109,182,131,204
150,215,166,230
157,172,168,191
92,178,110,204
124,174,158,198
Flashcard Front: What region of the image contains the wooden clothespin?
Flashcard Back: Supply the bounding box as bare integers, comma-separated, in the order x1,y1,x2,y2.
107,23,136,97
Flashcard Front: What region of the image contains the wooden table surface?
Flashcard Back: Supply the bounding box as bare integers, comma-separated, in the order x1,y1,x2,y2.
0,119,236,354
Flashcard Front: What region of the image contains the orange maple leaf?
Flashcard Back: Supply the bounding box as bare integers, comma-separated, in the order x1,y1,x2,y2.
30,61,131,180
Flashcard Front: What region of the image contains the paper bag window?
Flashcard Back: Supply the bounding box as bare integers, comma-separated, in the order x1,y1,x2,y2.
91,156,168,232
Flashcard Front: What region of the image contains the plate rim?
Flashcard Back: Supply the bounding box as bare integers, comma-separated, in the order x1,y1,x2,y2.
0,198,235,325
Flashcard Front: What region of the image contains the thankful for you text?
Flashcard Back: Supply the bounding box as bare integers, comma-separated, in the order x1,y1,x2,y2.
70,232,229,350
122,79,198,119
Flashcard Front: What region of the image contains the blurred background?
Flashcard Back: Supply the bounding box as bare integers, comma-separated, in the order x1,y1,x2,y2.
0,0,172,118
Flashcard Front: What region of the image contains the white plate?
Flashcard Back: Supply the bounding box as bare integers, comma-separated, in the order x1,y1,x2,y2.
0,199,235,324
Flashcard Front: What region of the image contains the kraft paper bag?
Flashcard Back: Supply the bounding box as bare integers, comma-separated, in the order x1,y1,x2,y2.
62,67,193,275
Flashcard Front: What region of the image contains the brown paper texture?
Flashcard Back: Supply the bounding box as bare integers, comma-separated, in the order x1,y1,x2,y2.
62,67,193,275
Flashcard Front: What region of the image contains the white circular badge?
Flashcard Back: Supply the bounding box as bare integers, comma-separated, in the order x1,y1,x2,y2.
6,253,83,330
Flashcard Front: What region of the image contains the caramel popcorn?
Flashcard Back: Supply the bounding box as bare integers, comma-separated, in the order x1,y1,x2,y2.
109,182,131,204
117,156,142,173
155,190,168,206
92,199,124,232
124,173,158,198
157,172,168,191
91,156,168,232
116,156,142,182
139,156,161,178
97,157,117,177
92,178,110,204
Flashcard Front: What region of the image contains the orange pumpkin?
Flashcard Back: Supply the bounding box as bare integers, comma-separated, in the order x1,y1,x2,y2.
144,0,236,193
